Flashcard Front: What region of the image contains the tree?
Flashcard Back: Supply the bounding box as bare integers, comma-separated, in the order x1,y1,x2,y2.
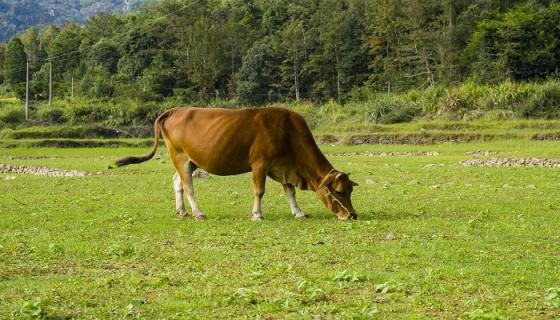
280,19,307,101
80,66,115,98
40,25,60,53
237,35,283,103
0,43,6,84
81,13,123,47
468,2,560,82
220,0,260,96
306,0,370,101
20,27,47,74
4,37,27,90
140,53,176,100
47,24,82,82
117,26,158,82
88,39,120,73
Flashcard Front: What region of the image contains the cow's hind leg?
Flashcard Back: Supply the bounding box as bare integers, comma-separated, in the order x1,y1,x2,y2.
251,163,267,221
183,160,207,220
173,172,187,217
283,184,307,218
171,154,206,220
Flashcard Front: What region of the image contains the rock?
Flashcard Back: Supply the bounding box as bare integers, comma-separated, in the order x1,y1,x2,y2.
502,184,512,189
527,184,537,189
5,175,16,180
460,157,560,168
365,179,375,185
327,151,439,157
0,163,90,177
385,232,396,241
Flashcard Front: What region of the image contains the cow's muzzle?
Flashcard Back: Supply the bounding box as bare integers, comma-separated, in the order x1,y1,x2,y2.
349,212,358,220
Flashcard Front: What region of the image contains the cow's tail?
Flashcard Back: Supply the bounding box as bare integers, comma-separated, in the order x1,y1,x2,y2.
114,108,175,167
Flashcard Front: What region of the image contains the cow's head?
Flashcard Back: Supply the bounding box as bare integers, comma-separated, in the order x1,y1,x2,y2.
317,169,358,220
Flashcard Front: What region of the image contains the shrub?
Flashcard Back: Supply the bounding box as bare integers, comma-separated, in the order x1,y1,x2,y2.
363,94,420,124
66,103,113,124
36,107,67,124
0,106,25,127
519,81,560,119
126,103,168,126
317,100,346,123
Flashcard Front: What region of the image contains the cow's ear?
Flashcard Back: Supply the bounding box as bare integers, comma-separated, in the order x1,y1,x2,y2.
351,180,359,187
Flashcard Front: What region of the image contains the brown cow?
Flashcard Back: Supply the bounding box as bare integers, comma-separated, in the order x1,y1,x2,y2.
115,107,358,220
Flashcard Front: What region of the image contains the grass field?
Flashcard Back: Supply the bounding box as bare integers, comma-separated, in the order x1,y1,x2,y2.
1,140,560,319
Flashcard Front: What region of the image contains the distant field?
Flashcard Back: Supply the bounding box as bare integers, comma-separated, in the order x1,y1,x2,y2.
1,141,560,318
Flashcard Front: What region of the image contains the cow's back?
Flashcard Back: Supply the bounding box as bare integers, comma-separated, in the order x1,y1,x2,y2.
161,107,306,176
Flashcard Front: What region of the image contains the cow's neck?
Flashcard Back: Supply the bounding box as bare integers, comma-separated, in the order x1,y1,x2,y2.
304,150,334,191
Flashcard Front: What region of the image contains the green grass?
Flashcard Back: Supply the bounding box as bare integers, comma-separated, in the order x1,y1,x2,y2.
1,142,560,318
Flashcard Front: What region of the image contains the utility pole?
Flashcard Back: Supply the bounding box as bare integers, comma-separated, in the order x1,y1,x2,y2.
48,61,52,107
25,58,29,121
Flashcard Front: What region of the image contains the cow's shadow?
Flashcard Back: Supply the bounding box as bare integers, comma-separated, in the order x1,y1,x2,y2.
266,209,419,222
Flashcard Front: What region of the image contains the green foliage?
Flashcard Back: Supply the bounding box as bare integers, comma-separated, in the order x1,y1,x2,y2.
47,24,82,78
545,287,560,308
2,125,93,139
519,81,560,119
80,67,116,98
88,39,120,73
0,105,25,127
361,93,420,124
0,43,6,84
21,297,48,318
462,309,507,320
36,106,67,124
2,0,560,118
4,37,27,90
469,2,560,82
237,36,282,103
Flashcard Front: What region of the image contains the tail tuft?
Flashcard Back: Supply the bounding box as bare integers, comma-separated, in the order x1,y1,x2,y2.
114,155,150,167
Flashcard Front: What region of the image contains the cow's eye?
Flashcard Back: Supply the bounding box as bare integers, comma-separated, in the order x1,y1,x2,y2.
334,190,343,195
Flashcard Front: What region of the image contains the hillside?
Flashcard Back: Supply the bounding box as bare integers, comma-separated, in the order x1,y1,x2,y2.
0,0,150,42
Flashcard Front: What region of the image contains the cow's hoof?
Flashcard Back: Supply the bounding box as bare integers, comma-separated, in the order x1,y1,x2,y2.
251,214,264,221
194,214,207,220
294,212,308,218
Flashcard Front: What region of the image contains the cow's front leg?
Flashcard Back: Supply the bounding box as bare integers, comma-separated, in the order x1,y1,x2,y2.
251,164,267,221
283,184,308,218
183,161,207,220
173,172,187,217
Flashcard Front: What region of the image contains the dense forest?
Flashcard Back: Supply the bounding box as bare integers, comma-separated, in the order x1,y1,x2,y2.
0,0,559,122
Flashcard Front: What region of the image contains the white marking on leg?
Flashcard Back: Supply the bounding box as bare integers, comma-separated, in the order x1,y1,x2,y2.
283,184,307,218
183,161,206,219
251,166,266,221
173,172,187,216
251,192,264,221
